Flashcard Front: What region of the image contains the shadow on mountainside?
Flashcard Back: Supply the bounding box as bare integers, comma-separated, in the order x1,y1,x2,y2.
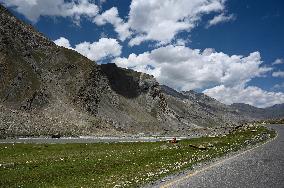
100,63,142,98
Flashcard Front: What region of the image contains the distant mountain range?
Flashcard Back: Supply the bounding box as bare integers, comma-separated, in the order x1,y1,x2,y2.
230,103,284,120
0,4,283,137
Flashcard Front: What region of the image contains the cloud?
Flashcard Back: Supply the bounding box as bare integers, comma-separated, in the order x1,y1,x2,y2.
272,58,284,65
3,0,234,46
272,71,284,78
207,13,235,27
126,0,227,46
54,37,122,62
174,38,191,46
273,82,284,90
203,84,284,108
54,37,72,49
93,0,229,45
113,45,271,91
98,0,106,5
75,38,122,61
93,7,131,40
112,45,283,107
1,0,99,23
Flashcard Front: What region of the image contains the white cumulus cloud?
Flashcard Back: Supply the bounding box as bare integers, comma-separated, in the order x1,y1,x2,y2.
113,45,271,91
54,37,72,49
204,85,284,108
54,37,122,62
2,0,235,46
273,82,284,90
112,45,284,108
272,71,284,78
0,0,99,23
127,0,226,46
272,58,284,65
93,7,131,41
207,13,235,27
93,0,229,45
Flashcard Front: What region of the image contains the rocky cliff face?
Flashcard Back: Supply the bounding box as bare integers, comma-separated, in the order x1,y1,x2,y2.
0,4,174,137
0,4,280,138
160,85,243,128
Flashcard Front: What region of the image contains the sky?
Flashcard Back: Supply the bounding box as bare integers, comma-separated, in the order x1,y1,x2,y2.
1,0,284,108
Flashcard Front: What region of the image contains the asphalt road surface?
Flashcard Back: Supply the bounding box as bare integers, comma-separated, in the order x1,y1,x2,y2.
161,125,284,188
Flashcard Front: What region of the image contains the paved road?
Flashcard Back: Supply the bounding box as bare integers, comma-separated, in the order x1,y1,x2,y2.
161,125,284,188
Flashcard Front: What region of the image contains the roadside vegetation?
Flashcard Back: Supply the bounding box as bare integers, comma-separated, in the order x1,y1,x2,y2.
0,126,275,187
260,118,284,125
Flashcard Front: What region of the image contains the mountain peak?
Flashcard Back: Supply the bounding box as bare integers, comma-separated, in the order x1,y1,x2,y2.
0,5,283,138
0,4,54,52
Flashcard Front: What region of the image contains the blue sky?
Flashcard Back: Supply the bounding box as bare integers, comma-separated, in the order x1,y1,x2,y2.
1,0,284,107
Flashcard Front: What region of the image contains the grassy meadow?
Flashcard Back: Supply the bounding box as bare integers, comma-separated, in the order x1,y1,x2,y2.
0,126,275,188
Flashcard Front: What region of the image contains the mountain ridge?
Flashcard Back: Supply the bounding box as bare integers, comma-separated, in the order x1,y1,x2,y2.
230,103,284,120
0,4,283,138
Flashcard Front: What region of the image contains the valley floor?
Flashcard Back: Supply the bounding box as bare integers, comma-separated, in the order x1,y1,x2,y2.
0,126,275,187
0,136,191,144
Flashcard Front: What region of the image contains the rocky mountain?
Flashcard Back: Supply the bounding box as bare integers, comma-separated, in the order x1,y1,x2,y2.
0,4,165,137
0,4,282,138
230,103,284,120
160,85,244,127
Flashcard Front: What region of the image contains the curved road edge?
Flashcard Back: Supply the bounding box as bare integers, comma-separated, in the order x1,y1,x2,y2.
150,125,281,188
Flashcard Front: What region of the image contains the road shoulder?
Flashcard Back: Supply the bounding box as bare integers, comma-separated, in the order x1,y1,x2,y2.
147,126,278,188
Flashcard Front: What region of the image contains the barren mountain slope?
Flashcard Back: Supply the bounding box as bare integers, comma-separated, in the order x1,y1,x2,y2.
0,4,269,138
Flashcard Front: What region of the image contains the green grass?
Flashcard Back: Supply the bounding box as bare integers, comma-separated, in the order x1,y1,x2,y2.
262,119,284,124
0,126,275,188
62,47,85,63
